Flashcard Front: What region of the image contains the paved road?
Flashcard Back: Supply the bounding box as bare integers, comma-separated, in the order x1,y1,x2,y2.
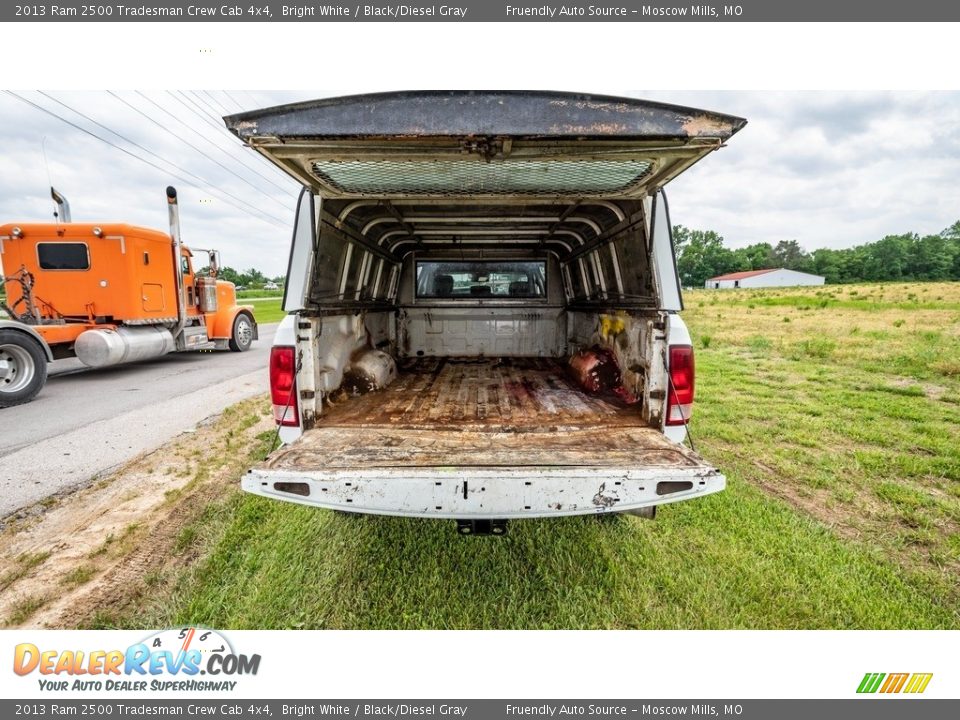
0,324,277,517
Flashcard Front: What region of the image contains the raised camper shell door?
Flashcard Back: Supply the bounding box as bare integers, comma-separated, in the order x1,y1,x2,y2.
650,189,683,312
224,91,746,200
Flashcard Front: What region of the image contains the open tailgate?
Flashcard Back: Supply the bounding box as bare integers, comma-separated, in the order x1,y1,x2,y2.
244,423,724,519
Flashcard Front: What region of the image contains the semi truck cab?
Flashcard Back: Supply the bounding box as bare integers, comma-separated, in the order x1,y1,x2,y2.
0,187,258,407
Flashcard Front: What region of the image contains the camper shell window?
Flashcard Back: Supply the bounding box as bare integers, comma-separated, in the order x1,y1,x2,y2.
416,260,546,299
37,242,90,271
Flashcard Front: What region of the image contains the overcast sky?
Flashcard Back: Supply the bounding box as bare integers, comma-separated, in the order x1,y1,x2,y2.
1,90,958,277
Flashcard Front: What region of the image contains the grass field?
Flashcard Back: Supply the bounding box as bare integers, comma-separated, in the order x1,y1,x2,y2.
249,299,285,324
237,289,285,300
102,282,960,630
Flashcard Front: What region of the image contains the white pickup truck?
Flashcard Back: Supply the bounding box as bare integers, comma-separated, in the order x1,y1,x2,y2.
225,91,746,534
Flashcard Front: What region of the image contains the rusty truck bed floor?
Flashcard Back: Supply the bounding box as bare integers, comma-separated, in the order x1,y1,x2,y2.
324,357,642,429
264,358,703,471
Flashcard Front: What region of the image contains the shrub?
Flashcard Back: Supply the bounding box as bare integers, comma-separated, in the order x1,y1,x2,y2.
932,360,960,378
789,338,836,360
746,335,772,352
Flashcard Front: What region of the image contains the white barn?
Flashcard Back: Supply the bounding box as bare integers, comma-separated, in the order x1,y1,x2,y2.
704,268,825,289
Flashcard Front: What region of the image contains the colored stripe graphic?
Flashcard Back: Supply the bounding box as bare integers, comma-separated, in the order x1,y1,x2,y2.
880,673,909,693
857,673,885,693
857,672,932,694
904,673,933,694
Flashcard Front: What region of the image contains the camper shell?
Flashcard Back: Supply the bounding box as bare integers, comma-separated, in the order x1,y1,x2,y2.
226,91,746,530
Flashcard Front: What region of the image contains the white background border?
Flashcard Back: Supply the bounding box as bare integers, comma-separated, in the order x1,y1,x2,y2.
4,22,959,91
3,629,955,699
3,18,958,702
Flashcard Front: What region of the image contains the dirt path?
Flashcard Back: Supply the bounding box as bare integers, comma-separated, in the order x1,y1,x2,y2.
0,396,273,628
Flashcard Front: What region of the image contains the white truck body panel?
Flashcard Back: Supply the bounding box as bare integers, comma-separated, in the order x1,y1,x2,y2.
243,465,724,520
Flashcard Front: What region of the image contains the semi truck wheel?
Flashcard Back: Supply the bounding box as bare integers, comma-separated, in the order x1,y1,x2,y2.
228,313,255,352
0,329,48,408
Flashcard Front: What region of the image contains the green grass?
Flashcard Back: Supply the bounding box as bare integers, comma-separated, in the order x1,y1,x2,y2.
0,552,51,592
104,281,960,630
5,594,49,626
237,289,284,299
61,564,96,588
249,299,286,324
684,283,960,583
121,480,956,630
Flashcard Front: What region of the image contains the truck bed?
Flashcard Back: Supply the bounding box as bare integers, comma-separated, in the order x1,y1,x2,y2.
252,357,723,517
263,358,700,471
327,357,640,430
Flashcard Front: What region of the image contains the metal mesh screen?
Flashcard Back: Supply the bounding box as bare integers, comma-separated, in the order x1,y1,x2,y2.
311,159,653,196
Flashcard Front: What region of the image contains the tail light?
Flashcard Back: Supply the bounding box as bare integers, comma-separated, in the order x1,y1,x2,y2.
666,345,695,426
269,346,299,427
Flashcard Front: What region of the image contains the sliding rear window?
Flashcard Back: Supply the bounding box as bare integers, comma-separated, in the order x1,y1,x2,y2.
416,260,546,299
37,242,90,270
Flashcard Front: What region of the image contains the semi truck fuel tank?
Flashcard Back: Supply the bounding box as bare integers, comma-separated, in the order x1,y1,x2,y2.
74,326,176,368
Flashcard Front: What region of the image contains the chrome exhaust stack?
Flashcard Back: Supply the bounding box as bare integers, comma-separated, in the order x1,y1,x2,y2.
50,187,71,223
166,186,188,345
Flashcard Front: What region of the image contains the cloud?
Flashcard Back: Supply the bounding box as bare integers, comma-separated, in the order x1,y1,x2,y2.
657,91,960,249
0,90,300,277
1,90,958,278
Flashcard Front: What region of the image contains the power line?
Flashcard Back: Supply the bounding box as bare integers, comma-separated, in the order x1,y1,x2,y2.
107,91,291,210
5,91,289,231
201,90,232,115
38,90,211,188
221,91,247,112
186,90,227,125
135,90,294,193
204,90,243,115
38,90,290,226
191,90,226,121
167,90,233,135
167,90,294,183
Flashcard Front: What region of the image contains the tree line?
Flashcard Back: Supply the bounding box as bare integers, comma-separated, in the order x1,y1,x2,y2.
197,265,285,289
673,221,960,287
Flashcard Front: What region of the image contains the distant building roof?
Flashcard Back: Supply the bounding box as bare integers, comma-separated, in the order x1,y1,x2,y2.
707,268,780,282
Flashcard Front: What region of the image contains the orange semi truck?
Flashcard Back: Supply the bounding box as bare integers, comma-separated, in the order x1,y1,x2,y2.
0,186,258,407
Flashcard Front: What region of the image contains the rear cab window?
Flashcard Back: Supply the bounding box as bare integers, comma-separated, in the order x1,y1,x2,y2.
416,260,545,299
37,242,90,270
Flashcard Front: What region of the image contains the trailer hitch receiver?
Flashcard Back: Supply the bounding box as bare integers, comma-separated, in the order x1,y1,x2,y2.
457,519,508,536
